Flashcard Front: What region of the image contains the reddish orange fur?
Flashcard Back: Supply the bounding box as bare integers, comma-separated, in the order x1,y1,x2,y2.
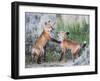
61,39,80,56
31,21,53,64
58,31,80,61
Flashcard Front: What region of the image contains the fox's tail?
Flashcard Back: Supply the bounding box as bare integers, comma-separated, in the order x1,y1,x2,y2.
81,41,87,48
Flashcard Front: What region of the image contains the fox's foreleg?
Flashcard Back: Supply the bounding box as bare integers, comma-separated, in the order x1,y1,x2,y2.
59,52,64,61
51,38,61,44
59,49,66,62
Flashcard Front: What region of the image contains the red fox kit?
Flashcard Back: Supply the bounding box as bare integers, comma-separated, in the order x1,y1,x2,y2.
31,20,55,64
57,31,86,62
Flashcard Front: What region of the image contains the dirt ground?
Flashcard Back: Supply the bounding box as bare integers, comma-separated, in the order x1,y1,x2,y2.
25,59,74,68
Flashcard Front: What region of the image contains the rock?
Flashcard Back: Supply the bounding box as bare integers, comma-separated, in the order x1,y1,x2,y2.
74,46,90,65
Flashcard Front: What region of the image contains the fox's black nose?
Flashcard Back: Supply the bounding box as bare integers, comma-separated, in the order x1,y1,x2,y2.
66,32,70,35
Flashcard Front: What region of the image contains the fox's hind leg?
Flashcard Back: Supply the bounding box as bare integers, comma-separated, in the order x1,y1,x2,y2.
72,52,79,62
37,54,43,64
31,49,35,63
37,49,44,64
37,55,41,64
59,52,65,62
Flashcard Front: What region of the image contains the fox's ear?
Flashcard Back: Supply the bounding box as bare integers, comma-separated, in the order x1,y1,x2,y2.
66,32,70,35
45,22,47,25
